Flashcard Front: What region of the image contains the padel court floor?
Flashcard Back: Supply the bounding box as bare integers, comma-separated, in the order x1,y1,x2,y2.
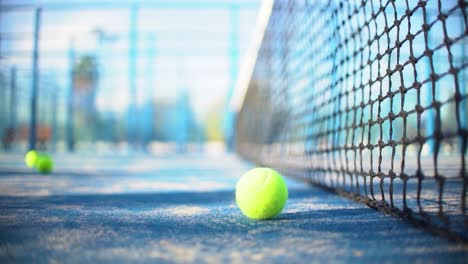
0,152,466,263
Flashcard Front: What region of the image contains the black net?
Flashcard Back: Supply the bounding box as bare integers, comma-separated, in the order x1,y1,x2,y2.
236,0,467,242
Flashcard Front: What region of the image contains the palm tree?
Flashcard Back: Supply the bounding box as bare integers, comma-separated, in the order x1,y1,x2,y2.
72,55,99,142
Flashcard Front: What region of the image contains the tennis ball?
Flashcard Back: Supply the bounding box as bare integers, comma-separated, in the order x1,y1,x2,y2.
36,154,53,174
236,167,288,220
25,150,39,168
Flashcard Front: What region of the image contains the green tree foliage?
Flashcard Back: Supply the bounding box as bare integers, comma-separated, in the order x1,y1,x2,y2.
73,55,98,90
72,55,99,142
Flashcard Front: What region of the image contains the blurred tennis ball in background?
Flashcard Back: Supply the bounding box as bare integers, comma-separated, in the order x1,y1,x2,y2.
25,150,39,168
236,167,288,220
36,154,53,174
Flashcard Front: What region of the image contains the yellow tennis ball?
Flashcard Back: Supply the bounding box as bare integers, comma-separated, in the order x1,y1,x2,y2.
25,150,39,168
236,167,288,220
36,154,53,174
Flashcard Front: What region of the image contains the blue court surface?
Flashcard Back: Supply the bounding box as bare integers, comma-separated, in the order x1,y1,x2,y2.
0,153,466,263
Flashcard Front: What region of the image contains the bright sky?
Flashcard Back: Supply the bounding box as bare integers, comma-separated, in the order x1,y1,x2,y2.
0,0,261,119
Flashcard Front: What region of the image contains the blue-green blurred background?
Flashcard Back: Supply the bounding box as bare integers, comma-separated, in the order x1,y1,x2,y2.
0,0,466,157
0,0,260,153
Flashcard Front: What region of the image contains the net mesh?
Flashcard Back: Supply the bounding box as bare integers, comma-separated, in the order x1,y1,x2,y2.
236,0,467,242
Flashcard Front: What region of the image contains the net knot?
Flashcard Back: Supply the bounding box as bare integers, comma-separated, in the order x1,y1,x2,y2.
424,49,433,57
378,140,385,147
395,40,402,48
399,86,407,94
448,67,459,75
459,0,467,8
416,170,425,180
453,90,463,103
431,100,442,109
422,23,430,32
415,135,426,144
400,172,409,180
443,37,453,46
413,81,422,89
437,14,448,22
414,104,424,114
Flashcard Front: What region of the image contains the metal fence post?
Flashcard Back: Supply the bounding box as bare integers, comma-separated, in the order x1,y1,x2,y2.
66,39,75,152
28,7,42,150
